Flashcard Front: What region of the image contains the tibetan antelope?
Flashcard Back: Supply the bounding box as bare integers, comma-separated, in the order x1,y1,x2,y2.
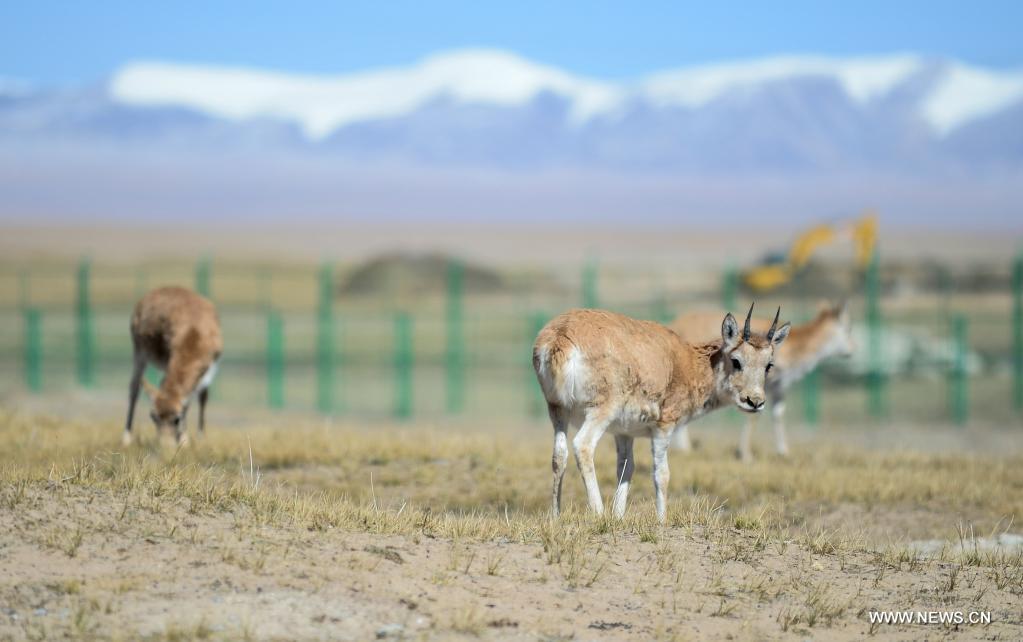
533,304,789,523
123,286,223,447
670,301,853,461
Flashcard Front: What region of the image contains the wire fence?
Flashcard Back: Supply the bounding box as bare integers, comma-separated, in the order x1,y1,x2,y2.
1,253,1021,428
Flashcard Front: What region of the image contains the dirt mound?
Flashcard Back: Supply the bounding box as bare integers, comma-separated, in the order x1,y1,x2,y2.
339,252,503,296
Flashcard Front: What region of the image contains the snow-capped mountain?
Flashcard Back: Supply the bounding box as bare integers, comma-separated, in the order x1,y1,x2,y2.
1,50,1022,225
107,50,1023,140
2,49,1021,170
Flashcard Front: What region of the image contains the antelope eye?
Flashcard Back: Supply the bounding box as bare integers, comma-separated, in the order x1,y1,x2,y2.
766,363,773,373
730,358,742,371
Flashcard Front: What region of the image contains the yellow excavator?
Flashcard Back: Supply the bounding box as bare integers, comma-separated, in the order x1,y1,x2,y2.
742,212,877,292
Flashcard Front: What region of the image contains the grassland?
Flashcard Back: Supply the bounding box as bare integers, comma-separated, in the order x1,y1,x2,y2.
1,400,1022,640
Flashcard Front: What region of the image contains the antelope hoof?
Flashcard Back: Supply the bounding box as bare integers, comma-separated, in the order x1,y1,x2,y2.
121,431,133,447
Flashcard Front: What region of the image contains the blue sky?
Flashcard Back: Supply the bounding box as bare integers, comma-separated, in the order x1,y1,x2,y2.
2,1,1021,84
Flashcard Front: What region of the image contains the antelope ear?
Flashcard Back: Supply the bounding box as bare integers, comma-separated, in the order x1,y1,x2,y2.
771,322,791,347
721,313,740,350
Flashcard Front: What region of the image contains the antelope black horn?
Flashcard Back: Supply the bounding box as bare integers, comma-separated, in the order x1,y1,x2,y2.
766,306,782,342
742,302,754,341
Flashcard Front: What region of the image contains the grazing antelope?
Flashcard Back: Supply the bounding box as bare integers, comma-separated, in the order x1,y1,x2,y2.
533,304,789,523
670,301,853,461
123,286,223,447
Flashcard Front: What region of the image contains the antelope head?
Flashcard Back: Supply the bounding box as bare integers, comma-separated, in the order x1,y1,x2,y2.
142,379,185,438
720,303,790,412
818,299,855,358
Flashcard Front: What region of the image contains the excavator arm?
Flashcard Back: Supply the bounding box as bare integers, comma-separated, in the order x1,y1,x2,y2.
741,212,877,291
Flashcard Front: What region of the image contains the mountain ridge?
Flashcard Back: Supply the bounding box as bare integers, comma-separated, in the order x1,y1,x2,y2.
2,50,1022,225
102,50,1023,140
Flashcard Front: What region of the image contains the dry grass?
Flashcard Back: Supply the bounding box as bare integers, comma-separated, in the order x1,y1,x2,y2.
1,405,1022,639
3,406,1020,539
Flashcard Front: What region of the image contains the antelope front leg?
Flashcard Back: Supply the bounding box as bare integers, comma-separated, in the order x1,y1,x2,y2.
572,411,610,515
612,435,635,518
651,429,672,524
177,409,190,447
123,353,146,446
197,388,209,436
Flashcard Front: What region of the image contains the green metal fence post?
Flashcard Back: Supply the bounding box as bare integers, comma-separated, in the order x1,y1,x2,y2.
949,314,968,425
75,258,95,387
195,256,211,297
317,263,335,413
394,312,413,419
802,369,820,427
528,312,547,417
23,308,42,392
719,262,740,437
866,249,885,418
721,264,738,312
582,258,599,308
446,259,465,414
266,309,285,409
1013,254,1023,411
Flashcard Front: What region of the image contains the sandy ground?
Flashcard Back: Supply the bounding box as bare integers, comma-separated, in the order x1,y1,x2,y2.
1,396,1022,640
3,481,1021,641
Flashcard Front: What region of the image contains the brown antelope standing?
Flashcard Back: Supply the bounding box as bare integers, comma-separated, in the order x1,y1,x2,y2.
123,286,223,447
533,304,789,523
670,302,853,461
